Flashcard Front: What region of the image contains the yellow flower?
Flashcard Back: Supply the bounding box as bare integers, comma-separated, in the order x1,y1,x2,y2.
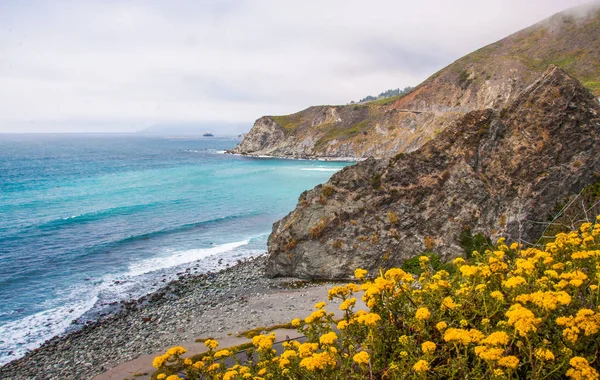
193,361,204,369
223,371,238,380
454,257,466,266
460,265,479,277
400,351,408,358
315,301,326,309
337,320,349,330
514,258,536,275
166,376,181,380
291,318,301,327
490,291,505,301
356,312,381,326
319,331,338,345
413,359,429,373
398,335,410,345
252,334,275,351
468,329,485,343
305,309,326,324
436,321,448,331
299,352,336,371
421,341,436,354
340,297,356,311
204,339,219,350
505,304,541,336
328,285,351,300
166,346,187,357
415,307,431,320
157,375,166,380
560,270,589,288
480,331,510,346
515,290,571,311
566,357,599,380
460,319,468,327
281,350,297,360
214,349,232,359
556,308,600,340
353,351,369,365
444,328,476,345
497,356,519,369
534,348,555,361
442,297,458,310
152,355,167,369
207,363,220,372
354,268,368,280
503,276,527,289
298,342,319,358
183,358,192,366
475,346,504,361
385,268,414,282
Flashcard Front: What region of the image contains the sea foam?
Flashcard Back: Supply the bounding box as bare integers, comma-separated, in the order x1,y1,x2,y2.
126,240,251,277
300,168,341,172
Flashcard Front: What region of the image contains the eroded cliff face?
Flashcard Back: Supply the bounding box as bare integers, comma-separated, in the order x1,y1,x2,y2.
264,66,600,279
230,105,459,159
229,6,600,160
231,117,286,155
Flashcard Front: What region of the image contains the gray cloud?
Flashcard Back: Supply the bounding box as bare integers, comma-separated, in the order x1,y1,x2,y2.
0,0,591,133
351,39,451,76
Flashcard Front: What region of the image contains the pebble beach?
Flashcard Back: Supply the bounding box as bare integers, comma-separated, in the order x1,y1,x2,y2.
0,255,343,379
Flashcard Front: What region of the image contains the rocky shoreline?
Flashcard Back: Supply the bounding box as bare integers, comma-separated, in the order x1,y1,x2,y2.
224,151,361,162
0,255,336,379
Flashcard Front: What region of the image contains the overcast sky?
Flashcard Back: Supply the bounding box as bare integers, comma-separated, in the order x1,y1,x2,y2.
0,0,590,133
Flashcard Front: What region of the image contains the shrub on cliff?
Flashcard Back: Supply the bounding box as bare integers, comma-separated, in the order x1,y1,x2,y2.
153,216,600,379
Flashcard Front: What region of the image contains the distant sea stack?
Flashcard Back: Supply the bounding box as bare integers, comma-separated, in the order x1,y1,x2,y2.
229,5,600,160
264,66,600,279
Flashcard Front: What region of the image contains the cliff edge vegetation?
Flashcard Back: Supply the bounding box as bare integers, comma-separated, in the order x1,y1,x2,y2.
152,220,600,379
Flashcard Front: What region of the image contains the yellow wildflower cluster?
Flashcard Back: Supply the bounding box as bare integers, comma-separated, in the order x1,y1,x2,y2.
152,216,600,379
152,346,186,370
352,350,369,365
251,333,275,351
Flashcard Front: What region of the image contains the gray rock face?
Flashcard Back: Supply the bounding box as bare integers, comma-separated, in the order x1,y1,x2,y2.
230,116,286,155
265,66,600,280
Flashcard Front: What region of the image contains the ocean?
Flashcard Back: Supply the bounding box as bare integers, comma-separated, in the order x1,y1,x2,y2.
0,134,349,365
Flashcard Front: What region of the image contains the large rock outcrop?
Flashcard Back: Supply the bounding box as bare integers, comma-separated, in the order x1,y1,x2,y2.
229,5,600,160
265,66,600,279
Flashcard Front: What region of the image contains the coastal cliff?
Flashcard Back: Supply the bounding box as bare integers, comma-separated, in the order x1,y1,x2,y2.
230,6,600,160
265,66,600,279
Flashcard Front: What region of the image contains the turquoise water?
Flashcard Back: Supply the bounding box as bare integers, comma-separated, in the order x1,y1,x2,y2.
0,134,350,365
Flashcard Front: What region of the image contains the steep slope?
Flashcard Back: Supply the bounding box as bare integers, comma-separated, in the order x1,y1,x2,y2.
230,4,600,160
264,66,600,279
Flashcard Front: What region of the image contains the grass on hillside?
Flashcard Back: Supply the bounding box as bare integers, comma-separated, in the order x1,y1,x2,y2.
314,120,371,150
